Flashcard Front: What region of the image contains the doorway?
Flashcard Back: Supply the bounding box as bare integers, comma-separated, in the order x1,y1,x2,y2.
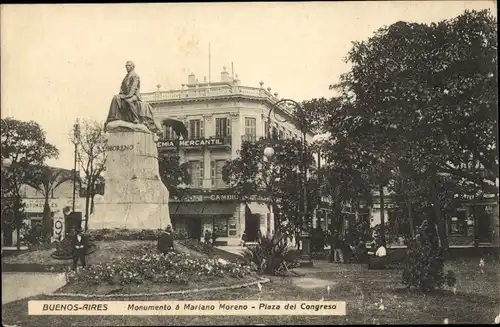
187,217,202,240
473,205,492,243
244,206,260,242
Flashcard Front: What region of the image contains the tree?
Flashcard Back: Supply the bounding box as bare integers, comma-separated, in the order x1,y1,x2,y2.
329,9,498,249
70,119,107,231
223,138,320,238
158,152,191,198
25,167,73,242
309,97,380,236
1,118,59,248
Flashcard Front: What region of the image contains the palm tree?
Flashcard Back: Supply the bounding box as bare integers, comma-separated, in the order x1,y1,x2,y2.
25,166,73,242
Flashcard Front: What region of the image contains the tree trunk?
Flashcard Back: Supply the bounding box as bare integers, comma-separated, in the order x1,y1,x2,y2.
407,195,415,238
16,221,21,251
431,165,449,251
88,186,96,231
379,184,386,245
84,176,91,231
43,196,52,243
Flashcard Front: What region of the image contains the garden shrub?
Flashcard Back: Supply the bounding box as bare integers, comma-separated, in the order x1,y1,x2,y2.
20,221,44,247
402,221,448,292
86,229,188,242
242,232,299,276
65,243,255,286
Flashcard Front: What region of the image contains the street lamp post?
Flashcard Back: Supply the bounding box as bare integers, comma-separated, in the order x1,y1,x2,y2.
72,120,80,214
263,99,313,267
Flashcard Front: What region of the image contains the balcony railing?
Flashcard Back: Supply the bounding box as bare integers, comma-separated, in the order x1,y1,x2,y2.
142,84,296,117
241,135,257,143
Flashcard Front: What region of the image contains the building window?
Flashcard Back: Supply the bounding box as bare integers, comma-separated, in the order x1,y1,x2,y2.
189,119,204,139
271,126,278,139
164,126,178,140
215,118,230,137
214,217,229,237
449,209,467,235
211,160,227,188
244,117,256,141
264,120,270,138
188,160,204,188
278,128,284,140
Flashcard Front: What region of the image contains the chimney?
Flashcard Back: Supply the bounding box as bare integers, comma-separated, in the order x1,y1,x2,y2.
221,66,231,83
188,73,196,85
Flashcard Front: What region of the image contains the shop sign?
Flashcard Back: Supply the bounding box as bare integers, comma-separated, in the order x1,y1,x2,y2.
169,193,269,202
24,199,59,213
23,198,82,213
157,137,228,149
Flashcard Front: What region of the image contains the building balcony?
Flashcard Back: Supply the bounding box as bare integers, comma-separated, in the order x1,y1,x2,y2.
241,135,258,143
157,136,231,151
142,84,296,117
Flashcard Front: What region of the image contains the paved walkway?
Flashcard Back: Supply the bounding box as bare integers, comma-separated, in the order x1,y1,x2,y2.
2,272,66,305
216,245,245,256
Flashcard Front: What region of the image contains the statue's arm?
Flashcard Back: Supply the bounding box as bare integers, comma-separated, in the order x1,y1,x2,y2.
123,75,140,99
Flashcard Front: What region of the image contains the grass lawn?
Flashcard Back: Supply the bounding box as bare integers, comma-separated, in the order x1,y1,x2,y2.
2,258,498,325
55,274,263,296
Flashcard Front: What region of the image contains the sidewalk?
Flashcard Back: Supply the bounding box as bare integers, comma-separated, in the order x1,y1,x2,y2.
2,272,66,305
216,245,245,256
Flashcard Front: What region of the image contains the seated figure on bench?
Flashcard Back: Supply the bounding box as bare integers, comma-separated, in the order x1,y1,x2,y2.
368,239,387,270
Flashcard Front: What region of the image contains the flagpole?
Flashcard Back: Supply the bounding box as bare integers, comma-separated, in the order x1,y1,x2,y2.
208,42,211,84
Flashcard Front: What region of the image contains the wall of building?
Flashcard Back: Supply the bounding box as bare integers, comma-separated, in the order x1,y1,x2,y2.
145,71,321,244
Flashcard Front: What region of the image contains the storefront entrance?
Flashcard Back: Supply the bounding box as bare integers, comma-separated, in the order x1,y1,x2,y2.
244,205,260,242
472,205,493,243
187,218,202,240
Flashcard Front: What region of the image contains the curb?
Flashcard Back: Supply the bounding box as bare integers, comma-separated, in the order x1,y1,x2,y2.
44,277,271,298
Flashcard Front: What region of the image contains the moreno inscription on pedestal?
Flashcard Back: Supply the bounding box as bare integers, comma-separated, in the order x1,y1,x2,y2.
89,61,177,230
107,145,134,151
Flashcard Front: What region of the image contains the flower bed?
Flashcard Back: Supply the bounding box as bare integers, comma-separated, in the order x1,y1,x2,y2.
62,243,256,294
86,229,187,242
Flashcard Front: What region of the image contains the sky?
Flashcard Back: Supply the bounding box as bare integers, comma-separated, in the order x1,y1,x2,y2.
1,1,497,170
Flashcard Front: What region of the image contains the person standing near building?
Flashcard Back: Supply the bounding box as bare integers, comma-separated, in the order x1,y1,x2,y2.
71,228,88,270
240,229,248,246
329,230,344,263
157,225,174,254
204,229,212,245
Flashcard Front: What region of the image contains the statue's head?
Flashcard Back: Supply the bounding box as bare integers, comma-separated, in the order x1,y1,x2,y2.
125,61,135,73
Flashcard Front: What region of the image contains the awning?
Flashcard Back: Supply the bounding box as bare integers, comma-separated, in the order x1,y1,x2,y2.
246,202,270,215
203,203,238,215
175,203,206,215
169,204,179,215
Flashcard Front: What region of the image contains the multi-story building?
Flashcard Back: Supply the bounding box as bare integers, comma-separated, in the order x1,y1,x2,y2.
143,67,315,245
338,187,499,248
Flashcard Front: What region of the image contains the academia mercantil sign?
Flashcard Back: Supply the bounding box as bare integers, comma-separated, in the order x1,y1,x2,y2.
157,137,229,149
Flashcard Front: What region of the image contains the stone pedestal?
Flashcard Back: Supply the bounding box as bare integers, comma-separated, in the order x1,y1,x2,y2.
88,121,171,230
